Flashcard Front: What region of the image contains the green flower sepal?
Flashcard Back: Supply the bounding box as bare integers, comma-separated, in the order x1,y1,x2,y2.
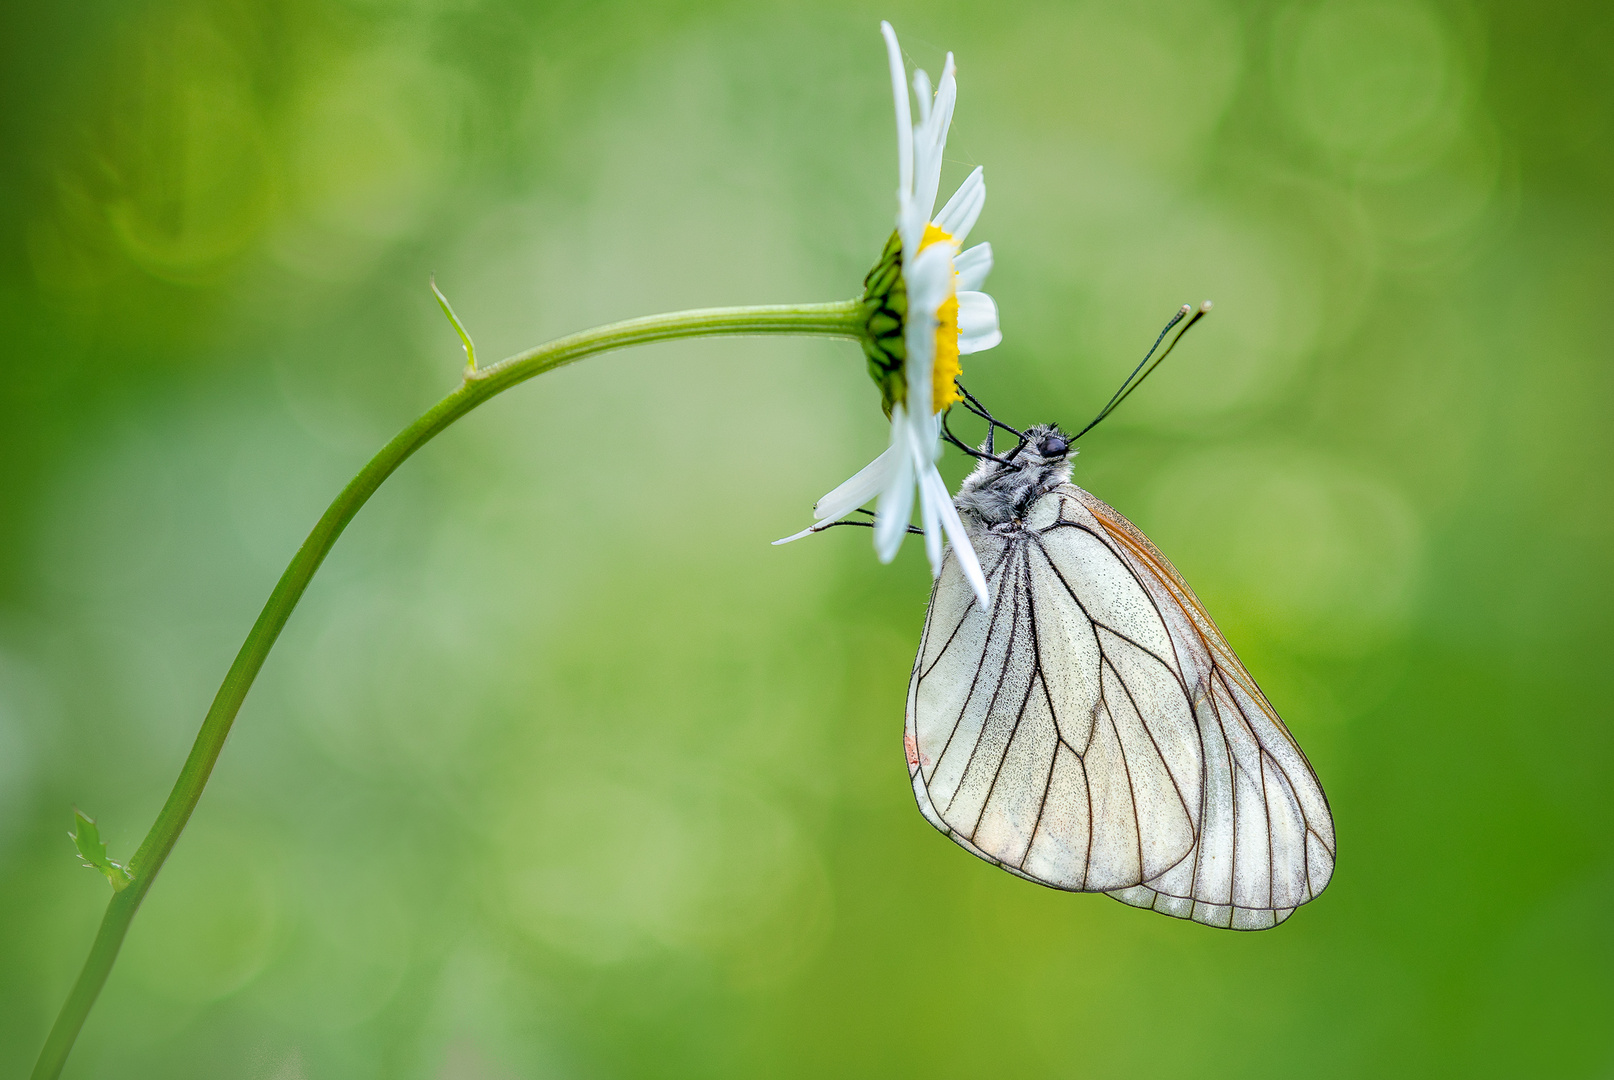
859,230,908,418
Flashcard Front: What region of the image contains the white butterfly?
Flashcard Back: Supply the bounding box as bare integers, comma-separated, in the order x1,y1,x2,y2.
904,423,1336,929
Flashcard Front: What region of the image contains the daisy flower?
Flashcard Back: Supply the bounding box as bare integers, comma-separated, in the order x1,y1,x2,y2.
777,21,1000,607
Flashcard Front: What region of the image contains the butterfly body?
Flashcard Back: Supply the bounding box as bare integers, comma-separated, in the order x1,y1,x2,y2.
906,425,1336,930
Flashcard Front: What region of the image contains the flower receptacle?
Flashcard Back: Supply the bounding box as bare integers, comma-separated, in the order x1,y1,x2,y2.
859,230,908,418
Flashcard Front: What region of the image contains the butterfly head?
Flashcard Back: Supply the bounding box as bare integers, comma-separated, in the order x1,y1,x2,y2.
954,422,1075,525
1029,426,1071,460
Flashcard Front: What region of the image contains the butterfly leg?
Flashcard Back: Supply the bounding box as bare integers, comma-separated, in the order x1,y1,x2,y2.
942,408,1016,465
835,511,925,536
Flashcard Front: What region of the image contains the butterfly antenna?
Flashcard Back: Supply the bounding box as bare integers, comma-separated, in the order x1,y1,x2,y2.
1074,304,1187,439
1072,301,1212,441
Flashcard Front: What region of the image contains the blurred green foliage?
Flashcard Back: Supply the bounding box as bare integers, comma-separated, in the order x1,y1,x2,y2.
1,0,1611,1076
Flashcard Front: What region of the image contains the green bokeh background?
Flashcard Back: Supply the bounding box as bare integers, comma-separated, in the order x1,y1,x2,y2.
2,0,1610,1076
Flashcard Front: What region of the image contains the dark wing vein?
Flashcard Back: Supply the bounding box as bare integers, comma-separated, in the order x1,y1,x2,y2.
1020,672,1060,874
1221,693,1238,912
1211,669,1264,790
1106,640,1196,840
943,559,1024,818
1101,660,1145,886
928,549,1019,794
971,546,1044,837
1029,534,1188,693
1260,751,1274,910
919,550,1015,681
1039,520,1197,679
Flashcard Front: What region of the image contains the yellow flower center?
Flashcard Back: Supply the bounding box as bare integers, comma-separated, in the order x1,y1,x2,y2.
932,293,960,414
920,223,962,414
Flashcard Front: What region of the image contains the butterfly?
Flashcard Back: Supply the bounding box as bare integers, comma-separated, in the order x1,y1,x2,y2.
904,415,1336,929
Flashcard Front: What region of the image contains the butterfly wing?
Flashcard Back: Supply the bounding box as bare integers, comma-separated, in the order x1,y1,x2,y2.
1063,485,1336,927
905,484,1336,930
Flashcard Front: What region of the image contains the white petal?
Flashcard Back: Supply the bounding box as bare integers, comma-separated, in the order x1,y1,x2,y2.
897,194,925,260
903,244,953,420
955,242,993,292
912,69,932,124
912,142,944,232
813,443,899,521
772,525,822,545
905,241,956,307
880,22,913,202
934,167,985,243
873,421,916,562
920,490,944,574
930,54,958,152
957,291,1002,354
914,444,945,576
918,407,943,462
911,55,956,225
931,472,991,608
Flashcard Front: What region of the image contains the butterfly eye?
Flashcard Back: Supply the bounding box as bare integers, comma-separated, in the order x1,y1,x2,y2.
1038,433,1069,457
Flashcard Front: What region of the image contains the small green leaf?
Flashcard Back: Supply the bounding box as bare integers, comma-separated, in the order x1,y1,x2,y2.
430,275,477,372
71,808,132,891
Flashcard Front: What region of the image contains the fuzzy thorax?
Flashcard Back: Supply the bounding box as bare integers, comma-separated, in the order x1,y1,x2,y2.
953,423,1075,526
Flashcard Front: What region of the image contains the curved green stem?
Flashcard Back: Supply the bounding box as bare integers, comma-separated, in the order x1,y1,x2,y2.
31,299,864,1080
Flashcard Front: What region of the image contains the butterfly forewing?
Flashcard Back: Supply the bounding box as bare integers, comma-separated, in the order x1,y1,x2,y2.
906,482,1336,929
